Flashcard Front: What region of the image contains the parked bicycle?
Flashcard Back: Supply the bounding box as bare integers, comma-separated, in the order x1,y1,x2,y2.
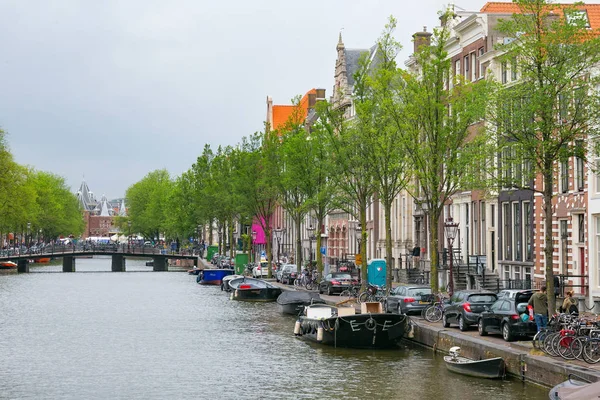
340,285,360,298
421,293,445,323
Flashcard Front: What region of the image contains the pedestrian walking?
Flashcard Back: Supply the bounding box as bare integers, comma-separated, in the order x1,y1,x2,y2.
528,286,548,332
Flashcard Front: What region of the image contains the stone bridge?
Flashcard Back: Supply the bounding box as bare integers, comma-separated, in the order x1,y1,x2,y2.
0,244,199,273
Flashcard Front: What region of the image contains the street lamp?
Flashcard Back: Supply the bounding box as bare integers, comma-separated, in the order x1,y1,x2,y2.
307,225,316,270
127,220,132,252
273,227,284,265
444,217,459,297
251,230,257,263
26,222,31,251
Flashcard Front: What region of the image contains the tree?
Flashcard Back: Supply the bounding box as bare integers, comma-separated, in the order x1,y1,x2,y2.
126,170,173,241
390,12,492,293
318,101,376,290
495,0,600,314
354,17,409,294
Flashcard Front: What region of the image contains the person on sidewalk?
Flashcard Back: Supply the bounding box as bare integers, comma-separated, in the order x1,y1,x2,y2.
528,286,548,332
561,290,578,315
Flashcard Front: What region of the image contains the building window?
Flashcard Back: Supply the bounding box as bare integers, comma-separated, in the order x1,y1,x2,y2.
478,47,485,78
504,265,510,280
501,61,508,84
471,52,477,81
566,9,590,28
523,202,532,261
576,147,585,191
513,202,522,261
491,204,495,228
560,158,569,193
578,214,585,244
464,55,470,81
455,59,461,78
503,202,511,260
597,216,600,286
514,265,521,281
596,158,600,194
481,202,486,253
511,57,518,81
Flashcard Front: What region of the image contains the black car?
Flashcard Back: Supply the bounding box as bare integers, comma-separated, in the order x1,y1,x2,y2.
387,285,432,314
442,290,497,331
318,272,359,296
478,289,537,341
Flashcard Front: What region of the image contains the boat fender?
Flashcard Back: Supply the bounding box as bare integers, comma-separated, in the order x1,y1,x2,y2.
317,327,324,342
407,322,414,339
294,321,302,336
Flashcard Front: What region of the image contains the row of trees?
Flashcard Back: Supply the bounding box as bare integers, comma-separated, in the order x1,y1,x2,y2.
125,2,600,313
0,130,85,245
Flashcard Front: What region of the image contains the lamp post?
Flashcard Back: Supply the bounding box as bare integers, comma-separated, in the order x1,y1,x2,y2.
251,230,257,263
444,217,459,297
273,227,284,266
26,222,31,251
127,220,132,252
307,225,316,270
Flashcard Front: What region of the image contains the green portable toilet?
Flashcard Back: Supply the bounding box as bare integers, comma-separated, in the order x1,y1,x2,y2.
367,259,386,287
206,245,219,262
235,253,249,275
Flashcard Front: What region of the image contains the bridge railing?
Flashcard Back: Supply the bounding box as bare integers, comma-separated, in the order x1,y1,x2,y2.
0,243,196,259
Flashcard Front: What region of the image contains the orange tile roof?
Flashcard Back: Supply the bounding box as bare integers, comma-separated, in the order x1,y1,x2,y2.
271,88,316,130
481,2,600,30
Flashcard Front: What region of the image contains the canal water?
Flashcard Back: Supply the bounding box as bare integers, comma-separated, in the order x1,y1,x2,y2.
0,257,549,400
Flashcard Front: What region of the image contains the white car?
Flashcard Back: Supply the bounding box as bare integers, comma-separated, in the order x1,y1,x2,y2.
252,262,270,278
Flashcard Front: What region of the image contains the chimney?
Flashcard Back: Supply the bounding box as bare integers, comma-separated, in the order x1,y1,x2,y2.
413,26,432,54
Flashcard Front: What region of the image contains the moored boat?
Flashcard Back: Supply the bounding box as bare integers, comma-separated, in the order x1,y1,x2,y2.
221,274,244,292
294,303,408,349
549,374,596,399
33,257,51,263
228,277,282,302
196,269,234,285
443,347,504,379
277,291,325,315
0,261,18,269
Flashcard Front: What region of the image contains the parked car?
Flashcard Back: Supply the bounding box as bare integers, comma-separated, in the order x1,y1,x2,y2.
442,290,498,331
252,262,270,278
277,264,297,283
387,285,432,314
496,288,537,300
318,272,359,296
479,290,537,341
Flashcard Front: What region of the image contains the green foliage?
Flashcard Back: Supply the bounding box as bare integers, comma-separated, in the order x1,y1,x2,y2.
493,0,600,314
126,169,173,240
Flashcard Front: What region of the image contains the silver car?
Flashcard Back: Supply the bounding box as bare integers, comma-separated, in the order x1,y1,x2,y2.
387,285,432,314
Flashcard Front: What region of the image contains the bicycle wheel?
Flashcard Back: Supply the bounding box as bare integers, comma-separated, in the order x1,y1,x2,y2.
543,332,559,356
557,335,576,360
305,281,314,291
358,291,369,304
294,278,301,288
583,339,600,364
532,330,545,350
570,336,586,360
425,305,443,322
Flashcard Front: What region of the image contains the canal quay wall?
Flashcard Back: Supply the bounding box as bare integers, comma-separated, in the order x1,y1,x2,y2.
409,319,600,388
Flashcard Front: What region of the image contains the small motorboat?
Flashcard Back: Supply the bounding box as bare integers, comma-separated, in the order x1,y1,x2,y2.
294,302,408,349
0,261,18,269
228,277,282,302
196,269,234,285
549,374,596,399
443,347,504,379
33,257,51,263
277,291,325,315
221,274,244,291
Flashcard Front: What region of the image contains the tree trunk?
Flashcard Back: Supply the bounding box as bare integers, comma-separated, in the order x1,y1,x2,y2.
296,216,302,273
316,218,324,278
360,207,368,291
544,166,556,316
384,200,393,296
429,211,439,293
266,226,273,278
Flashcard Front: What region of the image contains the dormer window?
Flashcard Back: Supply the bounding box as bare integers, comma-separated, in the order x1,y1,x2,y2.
566,9,590,28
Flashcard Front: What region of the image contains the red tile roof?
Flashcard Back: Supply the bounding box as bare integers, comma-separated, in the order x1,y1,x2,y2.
271,89,316,130
481,2,600,30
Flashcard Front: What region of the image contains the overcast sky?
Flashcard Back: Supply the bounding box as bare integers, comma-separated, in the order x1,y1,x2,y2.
1,0,502,199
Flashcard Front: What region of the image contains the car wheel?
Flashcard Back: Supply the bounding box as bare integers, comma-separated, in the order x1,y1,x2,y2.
458,315,468,332
327,286,332,296
502,323,514,342
478,319,488,336
442,313,450,328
